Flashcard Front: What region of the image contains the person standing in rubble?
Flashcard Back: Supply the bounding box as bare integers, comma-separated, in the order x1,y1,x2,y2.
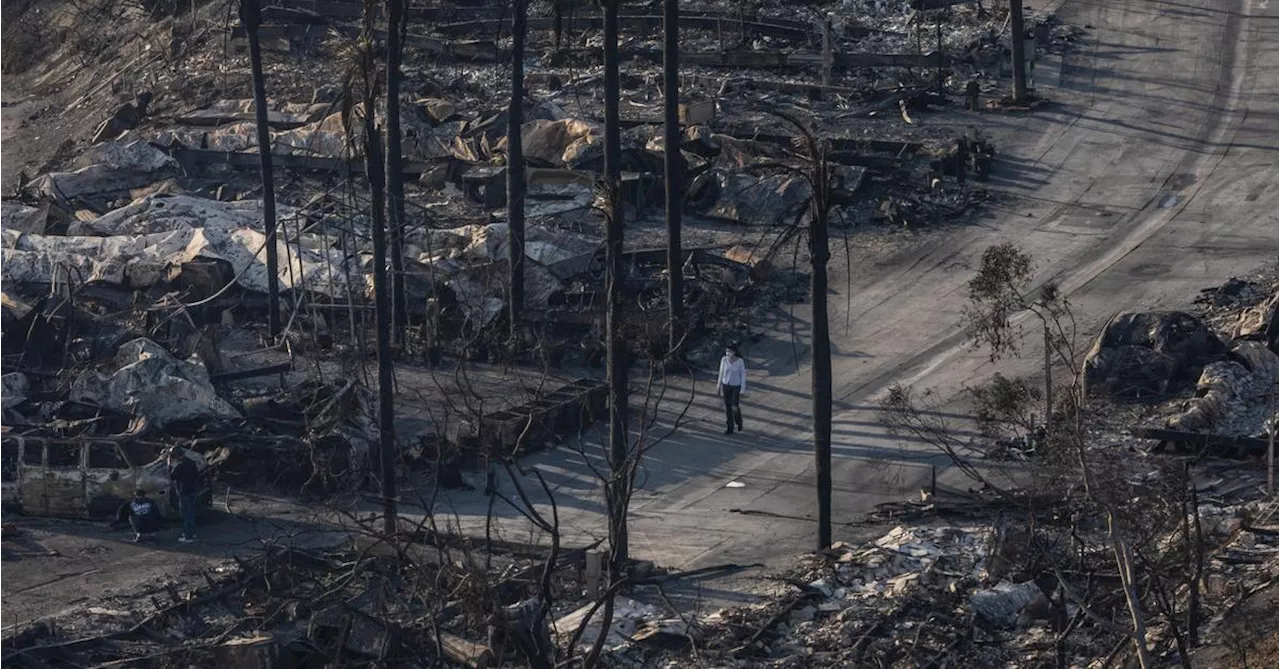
116,489,162,543
168,448,200,543
717,344,747,435
965,79,981,112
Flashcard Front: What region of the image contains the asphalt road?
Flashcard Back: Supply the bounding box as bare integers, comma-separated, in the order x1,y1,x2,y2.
431,0,1279,575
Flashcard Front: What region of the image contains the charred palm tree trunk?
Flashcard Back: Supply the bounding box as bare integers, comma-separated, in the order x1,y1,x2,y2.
663,0,683,351
360,3,397,536
240,0,280,337
386,0,408,345
603,0,629,572
508,0,528,341
1010,0,1028,104
553,0,564,53
810,152,833,550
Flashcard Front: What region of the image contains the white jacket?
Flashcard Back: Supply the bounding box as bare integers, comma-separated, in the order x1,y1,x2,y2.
718,356,747,391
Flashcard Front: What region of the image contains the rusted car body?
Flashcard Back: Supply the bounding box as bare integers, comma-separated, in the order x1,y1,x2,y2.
0,431,219,520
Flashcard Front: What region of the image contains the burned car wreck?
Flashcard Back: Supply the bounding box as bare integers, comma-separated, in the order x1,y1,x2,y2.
0,431,223,520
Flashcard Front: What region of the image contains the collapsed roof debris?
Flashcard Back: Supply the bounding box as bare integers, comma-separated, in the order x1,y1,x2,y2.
70,337,241,430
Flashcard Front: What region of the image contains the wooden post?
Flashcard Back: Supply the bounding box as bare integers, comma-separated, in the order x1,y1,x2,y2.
585,550,603,599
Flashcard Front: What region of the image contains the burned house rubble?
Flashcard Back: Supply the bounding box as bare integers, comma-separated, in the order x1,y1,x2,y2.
8,0,1276,668
0,0,1053,497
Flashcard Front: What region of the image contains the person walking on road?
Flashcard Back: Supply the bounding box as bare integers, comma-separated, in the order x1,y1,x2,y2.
168,448,200,543
718,344,747,435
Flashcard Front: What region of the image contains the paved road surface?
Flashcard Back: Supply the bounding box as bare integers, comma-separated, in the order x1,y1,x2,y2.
425,0,1278,578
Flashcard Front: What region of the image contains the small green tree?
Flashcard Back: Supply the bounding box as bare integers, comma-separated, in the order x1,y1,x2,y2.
963,242,1077,432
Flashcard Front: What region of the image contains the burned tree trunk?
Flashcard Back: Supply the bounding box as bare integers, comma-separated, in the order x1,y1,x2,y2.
811,159,833,551
1108,509,1154,668
359,6,398,536
508,0,528,340
386,0,408,345
1043,322,1053,431
603,0,629,572
663,0,683,351
240,0,280,338
1010,0,1028,104
553,0,564,54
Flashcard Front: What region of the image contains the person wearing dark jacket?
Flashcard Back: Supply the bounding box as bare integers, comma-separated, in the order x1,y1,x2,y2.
117,489,162,542
168,448,200,543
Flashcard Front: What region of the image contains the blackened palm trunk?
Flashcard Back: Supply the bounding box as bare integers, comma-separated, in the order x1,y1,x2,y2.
1010,0,1028,104
811,185,833,550
366,105,398,536
663,0,683,351
553,0,563,53
241,0,280,337
386,0,408,344
507,0,527,340
603,0,629,571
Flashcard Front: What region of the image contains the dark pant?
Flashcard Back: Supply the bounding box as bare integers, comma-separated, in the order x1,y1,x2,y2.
130,514,159,536
721,384,743,431
179,493,197,538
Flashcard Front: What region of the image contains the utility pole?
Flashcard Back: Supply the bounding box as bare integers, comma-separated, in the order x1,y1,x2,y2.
1010,0,1028,104
663,0,683,351
508,0,528,342
240,0,280,338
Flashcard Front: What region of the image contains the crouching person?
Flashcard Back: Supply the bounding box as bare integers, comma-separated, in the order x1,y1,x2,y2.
117,489,162,543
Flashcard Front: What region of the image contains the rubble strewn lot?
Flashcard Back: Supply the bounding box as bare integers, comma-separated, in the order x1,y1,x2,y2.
1,0,1023,507
3,0,1277,667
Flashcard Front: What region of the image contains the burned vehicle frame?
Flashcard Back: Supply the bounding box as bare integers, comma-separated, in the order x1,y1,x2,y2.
0,431,221,520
